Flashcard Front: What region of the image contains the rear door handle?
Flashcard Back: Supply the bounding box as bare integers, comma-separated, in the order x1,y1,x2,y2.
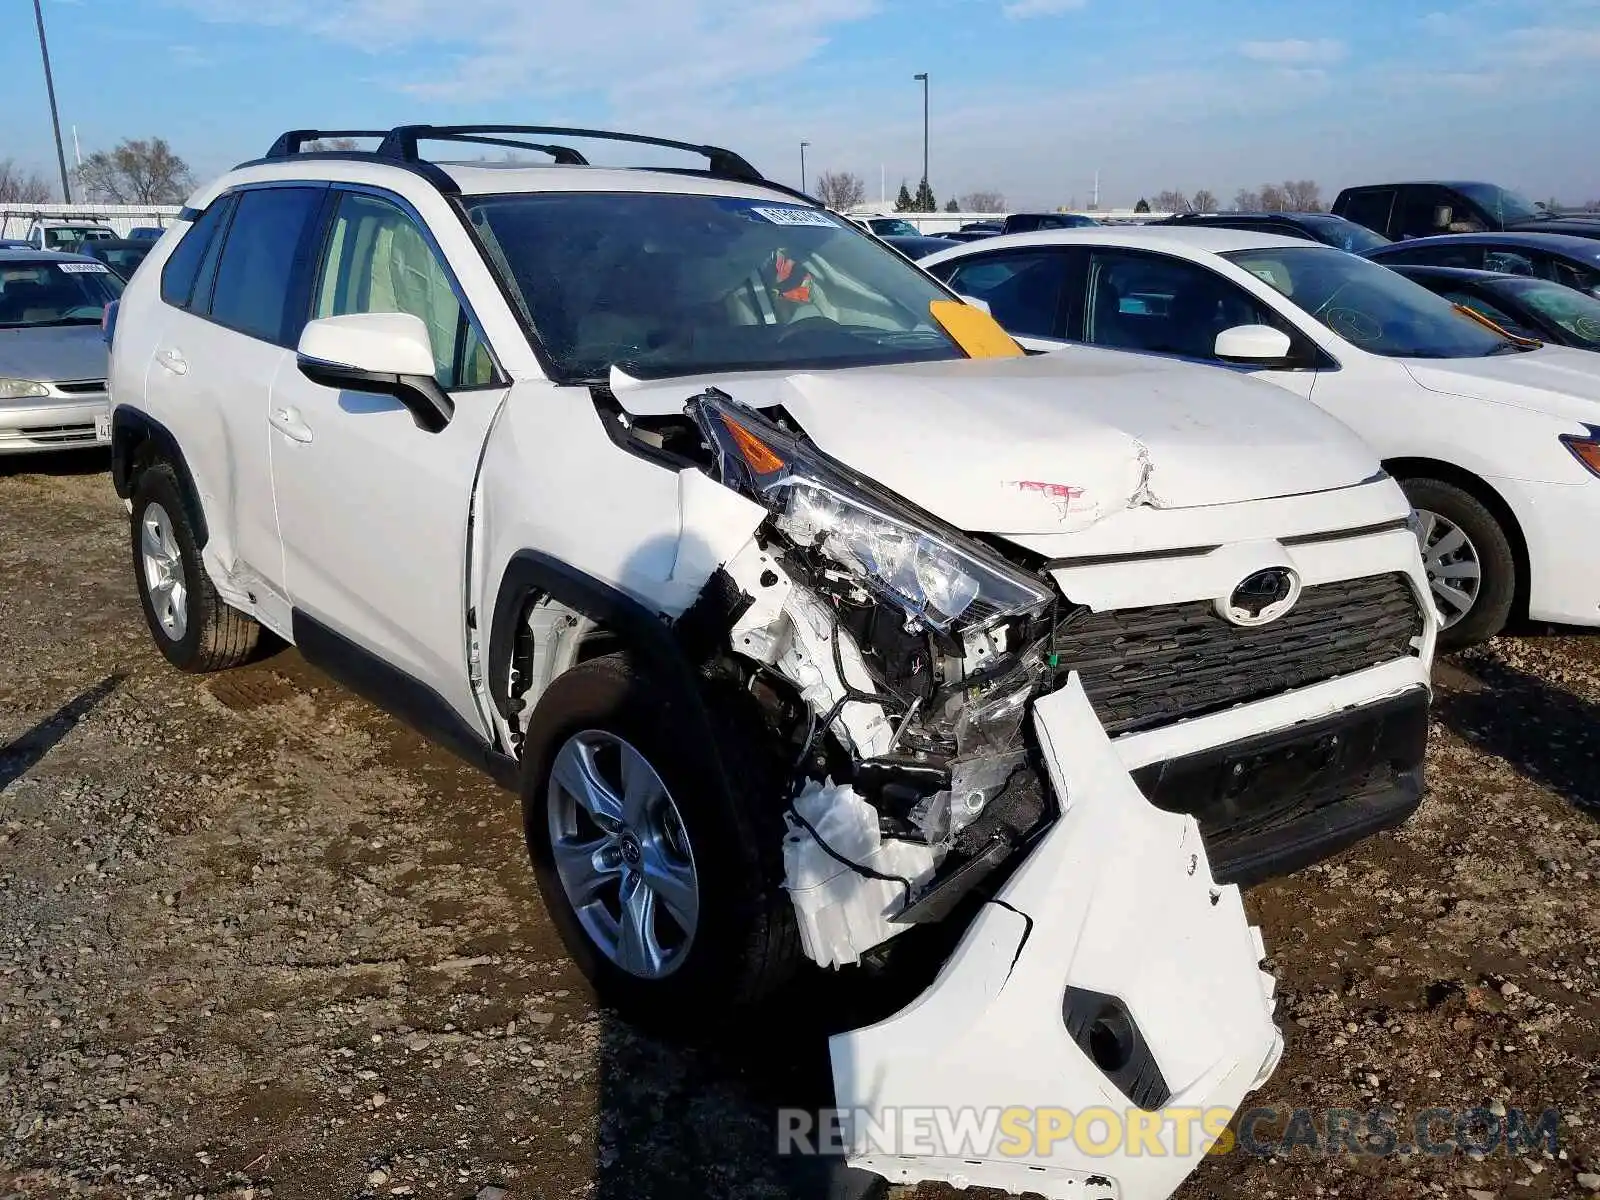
269,405,314,444
155,348,187,376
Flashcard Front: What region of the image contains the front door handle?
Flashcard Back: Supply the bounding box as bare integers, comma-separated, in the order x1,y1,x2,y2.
155,348,187,376
269,405,314,444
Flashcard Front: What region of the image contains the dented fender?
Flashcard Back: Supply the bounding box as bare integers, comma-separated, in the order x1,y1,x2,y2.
830,675,1282,1200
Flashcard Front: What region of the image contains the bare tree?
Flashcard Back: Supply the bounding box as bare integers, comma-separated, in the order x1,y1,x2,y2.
1191,189,1219,213
814,170,865,211
1281,179,1323,211
1258,183,1288,212
76,138,194,205
304,137,360,152
960,190,1006,213
1152,189,1190,214
0,159,54,204
1233,188,1262,211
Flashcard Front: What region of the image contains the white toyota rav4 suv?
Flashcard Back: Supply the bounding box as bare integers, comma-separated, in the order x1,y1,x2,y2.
106,126,1436,1200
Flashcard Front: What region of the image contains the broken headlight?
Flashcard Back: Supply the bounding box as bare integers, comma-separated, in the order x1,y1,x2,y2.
689,390,1051,633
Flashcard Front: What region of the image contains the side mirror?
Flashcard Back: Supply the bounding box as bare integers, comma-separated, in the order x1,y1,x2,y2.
296,313,454,433
1214,324,1294,364
958,294,993,315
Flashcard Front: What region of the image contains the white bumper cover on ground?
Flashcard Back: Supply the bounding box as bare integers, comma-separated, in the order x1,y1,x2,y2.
830,675,1283,1200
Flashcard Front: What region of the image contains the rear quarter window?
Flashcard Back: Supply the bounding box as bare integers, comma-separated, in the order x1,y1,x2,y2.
160,200,234,309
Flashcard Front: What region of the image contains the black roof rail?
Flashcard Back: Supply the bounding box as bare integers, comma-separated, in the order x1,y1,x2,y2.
376,124,767,185
247,124,819,206
265,129,391,158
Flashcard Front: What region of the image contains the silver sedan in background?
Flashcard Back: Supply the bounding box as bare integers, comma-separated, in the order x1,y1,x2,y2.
0,250,123,456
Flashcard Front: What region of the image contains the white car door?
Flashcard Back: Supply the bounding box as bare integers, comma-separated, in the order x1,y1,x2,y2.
137,185,328,630
267,187,508,729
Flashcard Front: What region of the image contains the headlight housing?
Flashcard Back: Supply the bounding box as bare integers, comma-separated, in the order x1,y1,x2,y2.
1560,428,1600,479
0,378,50,400
688,390,1052,633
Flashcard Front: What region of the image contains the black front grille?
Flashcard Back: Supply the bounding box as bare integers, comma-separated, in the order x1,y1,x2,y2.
1050,573,1423,736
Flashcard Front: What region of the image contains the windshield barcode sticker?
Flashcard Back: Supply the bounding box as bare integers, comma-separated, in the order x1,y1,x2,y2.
751,206,837,228
58,262,109,274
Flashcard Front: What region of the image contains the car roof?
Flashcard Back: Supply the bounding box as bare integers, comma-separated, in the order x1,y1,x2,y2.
1367,231,1600,258
194,157,812,209
0,248,99,264
1387,264,1512,284
934,225,1309,256
1340,181,1495,191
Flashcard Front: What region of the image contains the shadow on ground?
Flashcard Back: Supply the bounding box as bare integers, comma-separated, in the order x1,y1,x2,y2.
0,448,113,479
0,673,125,790
1433,652,1600,817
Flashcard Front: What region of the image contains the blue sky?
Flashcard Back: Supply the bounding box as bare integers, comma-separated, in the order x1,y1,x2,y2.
5,0,1598,208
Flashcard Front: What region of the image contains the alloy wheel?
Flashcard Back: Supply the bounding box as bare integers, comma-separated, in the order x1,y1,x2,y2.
546,730,700,980
140,501,188,641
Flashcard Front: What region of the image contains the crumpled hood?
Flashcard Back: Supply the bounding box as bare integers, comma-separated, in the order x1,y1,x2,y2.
612,350,1378,535
1402,345,1600,426
0,324,108,385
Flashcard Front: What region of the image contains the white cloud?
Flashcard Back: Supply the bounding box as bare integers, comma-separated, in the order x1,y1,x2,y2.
1237,38,1347,66
1002,0,1087,19
1505,25,1600,64
170,0,879,104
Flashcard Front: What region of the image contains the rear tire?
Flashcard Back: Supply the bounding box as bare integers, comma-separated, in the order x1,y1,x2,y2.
520,653,801,1024
1400,476,1515,652
130,462,259,672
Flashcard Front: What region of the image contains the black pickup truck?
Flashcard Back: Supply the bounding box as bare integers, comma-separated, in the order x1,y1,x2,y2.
1334,181,1600,242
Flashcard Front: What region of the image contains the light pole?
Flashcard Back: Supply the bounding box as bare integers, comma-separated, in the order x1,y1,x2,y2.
32,0,73,203
913,72,929,207
800,140,811,194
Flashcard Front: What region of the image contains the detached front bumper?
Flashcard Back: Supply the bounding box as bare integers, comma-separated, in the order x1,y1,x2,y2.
831,676,1282,1200
0,393,110,455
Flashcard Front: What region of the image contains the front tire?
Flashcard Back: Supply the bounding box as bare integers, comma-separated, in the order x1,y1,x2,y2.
520,654,800,1022
130,462,260,672
1401,476,1516,652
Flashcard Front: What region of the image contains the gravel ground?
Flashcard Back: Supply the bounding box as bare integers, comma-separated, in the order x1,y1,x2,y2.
2,454,1597,1200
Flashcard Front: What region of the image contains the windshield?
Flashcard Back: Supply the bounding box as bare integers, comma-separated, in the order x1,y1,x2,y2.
466,192,963,381
1501,278,1600,347
1453,183,1544,225
1225,245,1520,359
0,260,124,327
1301,215,1390,254
868,218,921,237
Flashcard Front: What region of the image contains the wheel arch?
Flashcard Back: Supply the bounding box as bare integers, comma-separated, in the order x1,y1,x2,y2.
486,550,741,766
112,407,210,547
1383,455,1531,615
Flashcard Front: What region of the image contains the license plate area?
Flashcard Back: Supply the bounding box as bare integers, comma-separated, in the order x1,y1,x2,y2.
1132,688,1430,843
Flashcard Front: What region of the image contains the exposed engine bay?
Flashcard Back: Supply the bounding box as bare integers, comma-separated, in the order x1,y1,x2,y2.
684,389,1082,968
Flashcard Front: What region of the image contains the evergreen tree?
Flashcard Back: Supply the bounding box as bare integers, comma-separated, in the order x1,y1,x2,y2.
913,179,937,212
894,182,914,212
1134,197,1151,213
944,198,959,212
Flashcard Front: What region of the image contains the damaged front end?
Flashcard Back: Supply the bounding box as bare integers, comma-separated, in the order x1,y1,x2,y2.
683,388,1283,1199
688,389,1069,968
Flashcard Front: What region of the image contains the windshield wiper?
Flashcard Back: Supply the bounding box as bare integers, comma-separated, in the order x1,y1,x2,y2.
1485,340,1534,355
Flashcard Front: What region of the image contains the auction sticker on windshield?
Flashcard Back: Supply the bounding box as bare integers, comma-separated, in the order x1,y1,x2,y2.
58,262,109,274
751,206,838,227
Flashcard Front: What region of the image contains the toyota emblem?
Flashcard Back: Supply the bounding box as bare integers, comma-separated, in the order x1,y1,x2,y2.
1216,567,1301,627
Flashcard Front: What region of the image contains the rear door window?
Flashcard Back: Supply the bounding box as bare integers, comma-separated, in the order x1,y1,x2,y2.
1384,242,1487,270
208,186,327,346
934,250,1071,338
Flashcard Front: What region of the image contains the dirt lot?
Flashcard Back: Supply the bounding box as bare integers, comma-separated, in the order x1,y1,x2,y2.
2,454,1598,1200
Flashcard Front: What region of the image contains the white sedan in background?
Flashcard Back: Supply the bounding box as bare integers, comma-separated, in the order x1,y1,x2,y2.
923,228,1600,648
